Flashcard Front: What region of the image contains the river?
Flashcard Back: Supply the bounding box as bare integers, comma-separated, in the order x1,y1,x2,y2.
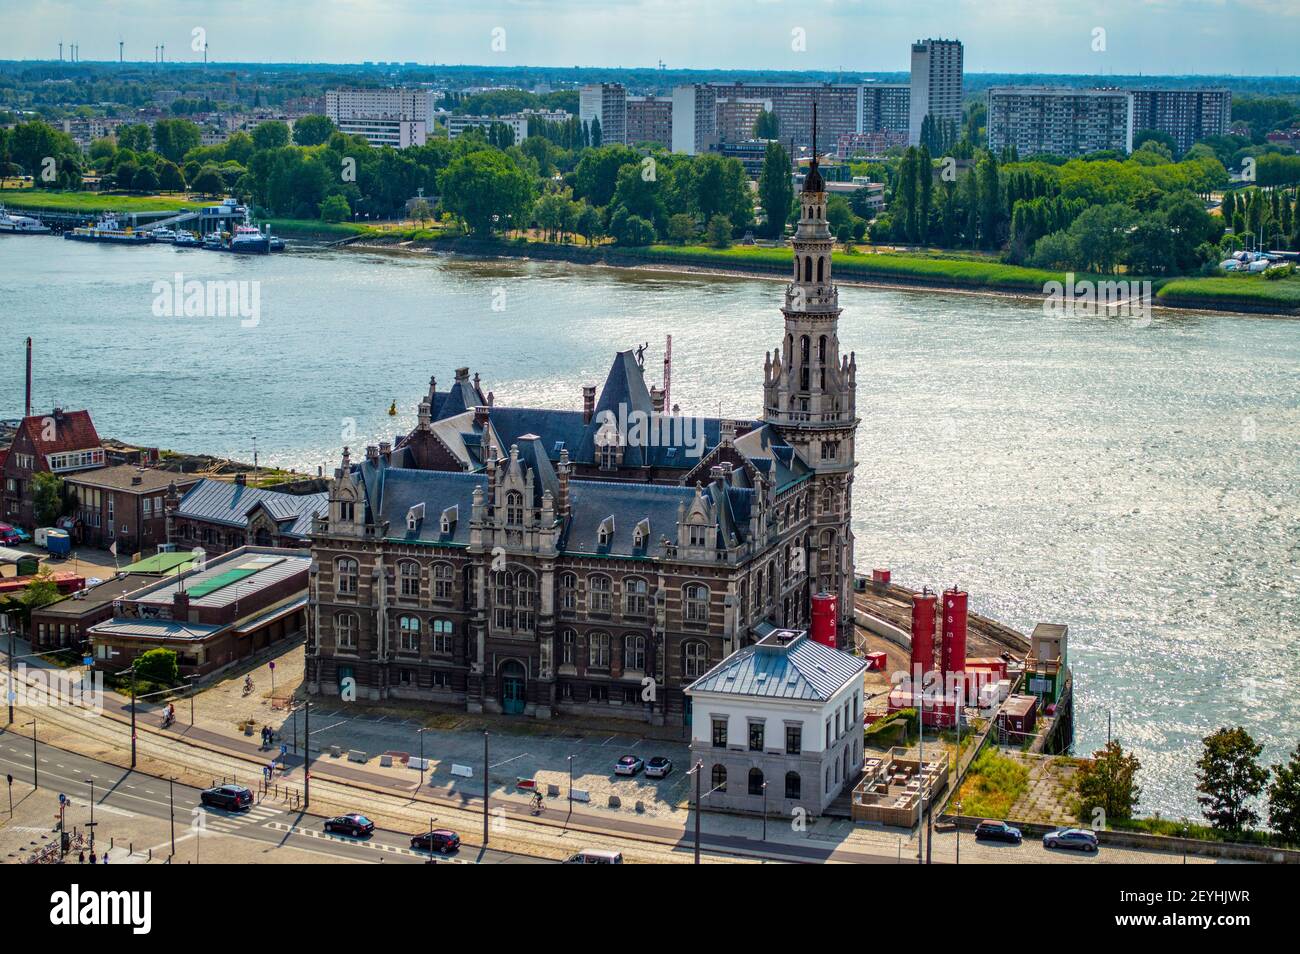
2,236,1297,819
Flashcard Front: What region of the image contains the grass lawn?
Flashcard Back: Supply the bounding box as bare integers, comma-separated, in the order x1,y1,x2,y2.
0,188,206,213
1156,274,1300,310
263,218,374,238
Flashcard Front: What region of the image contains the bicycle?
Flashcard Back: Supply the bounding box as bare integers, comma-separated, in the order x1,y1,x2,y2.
530,791,545,813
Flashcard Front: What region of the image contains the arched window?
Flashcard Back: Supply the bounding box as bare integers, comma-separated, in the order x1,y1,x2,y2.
748,768,765,796
492,568,536,633
589,574,613,615
431,618,453,654
803,256,812,282
683,641,707,679
818,335,827,363
683,583,709,625
588,631,611,669
398,615,420,652
816,256,824,282
785,771,801,799
505,491,524,526
334,612,358,650
800,335,810,363
624,634,646,671
430,563,452,602
559,572,577,612
397,560,420,599
624,576,648,617
336,558,359,596
712,764,727,793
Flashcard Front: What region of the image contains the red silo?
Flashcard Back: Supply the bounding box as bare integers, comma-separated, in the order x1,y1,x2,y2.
910,589,937,679
810,592,837,648
941,586,969,676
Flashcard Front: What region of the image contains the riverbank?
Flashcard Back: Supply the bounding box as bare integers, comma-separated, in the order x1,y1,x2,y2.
351,233,1300,317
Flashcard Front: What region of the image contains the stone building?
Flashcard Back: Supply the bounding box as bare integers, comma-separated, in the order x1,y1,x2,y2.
165,476,327,557
308,148,858,725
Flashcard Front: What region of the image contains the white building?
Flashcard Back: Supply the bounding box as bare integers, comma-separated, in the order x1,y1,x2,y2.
908,38,964,146
325,87,434,148
579,83,627,145
986,86,1135,158
445,114,528,143
685,629,866,818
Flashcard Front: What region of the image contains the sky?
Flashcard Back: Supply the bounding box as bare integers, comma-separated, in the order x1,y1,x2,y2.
0,0,1297,76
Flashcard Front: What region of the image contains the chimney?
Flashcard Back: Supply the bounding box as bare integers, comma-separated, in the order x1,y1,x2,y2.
650,385,665,414
582,385,596,424
719,419,736,444
365,444,379,463
234,472,246,486
710,464,724,481
131,473,143,486
473,405,491,429
379,440,392,461
417,399,431,430
454,366,470,384
173,590,190,620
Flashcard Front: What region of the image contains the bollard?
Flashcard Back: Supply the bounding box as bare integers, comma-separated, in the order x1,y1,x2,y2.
148,848,152,861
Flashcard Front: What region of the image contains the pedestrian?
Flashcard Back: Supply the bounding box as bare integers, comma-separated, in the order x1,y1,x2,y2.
78,850,85,864
88,850,96,864
101,852,108,864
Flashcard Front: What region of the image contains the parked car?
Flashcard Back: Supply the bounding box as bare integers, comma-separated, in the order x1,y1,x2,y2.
973,819,1022,844
411,829,461,854
1043,828,1099,853
325,813,375,837
8,526,31,544
564,848,624,864
644,756,673,779
0,524,21,546
614,755,644,776
199,784,253,811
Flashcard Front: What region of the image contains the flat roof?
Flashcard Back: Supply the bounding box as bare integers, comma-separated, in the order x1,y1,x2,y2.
132,548,309,610
38,573,162,617
63,464,186,494
128,552,196,575
91,618,223,642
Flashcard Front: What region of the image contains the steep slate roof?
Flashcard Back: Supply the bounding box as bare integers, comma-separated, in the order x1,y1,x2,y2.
176,479,327,539
431,375,487,421
373,468,486,546
687,631,866,702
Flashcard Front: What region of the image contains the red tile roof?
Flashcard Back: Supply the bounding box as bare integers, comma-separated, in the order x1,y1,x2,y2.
19,409,102,462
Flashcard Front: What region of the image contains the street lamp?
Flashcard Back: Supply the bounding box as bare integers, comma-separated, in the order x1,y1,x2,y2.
417,727,430,789
956,800,963,864
482,731,490,850
25,719,37,789
567,754,575,822
85,778,97,851
761,780,768,841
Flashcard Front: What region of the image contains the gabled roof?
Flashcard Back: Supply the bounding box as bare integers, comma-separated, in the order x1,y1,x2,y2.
374,468,486,546
16,409,101,462
687,631,866,702
175,479,327,538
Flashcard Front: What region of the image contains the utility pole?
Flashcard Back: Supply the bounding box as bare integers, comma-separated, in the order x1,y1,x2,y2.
693,760,702,864
169,778,176,857
26,719,37,789
129,663,138,769
5,611,14,724
482,731,489,848
85,778,96,851
303,689,311,809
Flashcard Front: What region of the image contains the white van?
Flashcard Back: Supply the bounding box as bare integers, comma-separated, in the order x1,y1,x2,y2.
565,849,624,865
34,527,55,548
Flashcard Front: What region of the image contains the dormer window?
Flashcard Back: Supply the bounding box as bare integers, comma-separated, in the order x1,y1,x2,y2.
688,521,707,548
440,505,458,535
599,444,617,470
633,518,650,550
406,502,425,532
597,515,615,547
505,491,524,526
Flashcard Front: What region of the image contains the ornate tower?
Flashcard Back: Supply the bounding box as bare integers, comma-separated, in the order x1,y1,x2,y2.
762,106,859,646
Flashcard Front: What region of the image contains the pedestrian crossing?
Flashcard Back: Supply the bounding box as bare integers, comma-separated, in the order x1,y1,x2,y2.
201,803,282,834
262,821,471,863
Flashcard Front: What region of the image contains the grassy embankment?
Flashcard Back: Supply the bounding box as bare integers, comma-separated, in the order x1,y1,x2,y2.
0,188,206,213
953,748,1030,819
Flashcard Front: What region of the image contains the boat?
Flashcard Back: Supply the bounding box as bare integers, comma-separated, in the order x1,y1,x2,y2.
269,236,286,252
63,213,153,244
150,226,177,241
229,223,270,254
203,231,227,250
173,230,200,248
0,205,52,235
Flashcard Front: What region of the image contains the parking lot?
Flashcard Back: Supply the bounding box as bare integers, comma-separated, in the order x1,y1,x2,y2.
300,707,695,816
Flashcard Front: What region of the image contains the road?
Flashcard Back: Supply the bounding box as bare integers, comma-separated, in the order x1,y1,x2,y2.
0,730,549,865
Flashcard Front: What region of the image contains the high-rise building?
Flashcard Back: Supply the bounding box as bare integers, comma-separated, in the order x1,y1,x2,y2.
861,83,911,135
908,38,964,146
671,82,862,155
1129,88,1232,154
325,87,433,148
626,94,674,147
986,87,1134,158
579,83,628,145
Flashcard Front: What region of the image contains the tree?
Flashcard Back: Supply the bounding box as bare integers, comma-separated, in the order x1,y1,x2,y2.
320,194,351,223
917,144,933,244
667,212,697,245
409,198,433,227
251,120,291,152
753,109,780,139
758,141,793,239
608,208,654,246
589,116,602,148
191,165,226,196
706,213,733,248
1196,726,1268,834
151,119,201,164
157,160,186,192
134,648,179,687
292,115,335,147
19,569,61,614
575,203,602,246
1268,742,1300,845
440,150,534,236
115,123,153,153
1075,741,1142,822
131,165,160,194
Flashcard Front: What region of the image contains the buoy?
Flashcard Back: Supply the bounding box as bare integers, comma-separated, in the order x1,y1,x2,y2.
388,400,397,416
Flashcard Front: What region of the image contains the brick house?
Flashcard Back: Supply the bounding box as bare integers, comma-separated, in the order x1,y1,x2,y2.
1,408,105,528
65,465,199,555
308,159,859,726
30,571,166,652
88,546,310,677
165,476,328,557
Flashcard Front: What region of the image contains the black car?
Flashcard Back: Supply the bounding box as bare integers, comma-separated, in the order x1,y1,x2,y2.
973,819,1023,844
199,784,254,811
411,829,461,854
324,813,375,837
